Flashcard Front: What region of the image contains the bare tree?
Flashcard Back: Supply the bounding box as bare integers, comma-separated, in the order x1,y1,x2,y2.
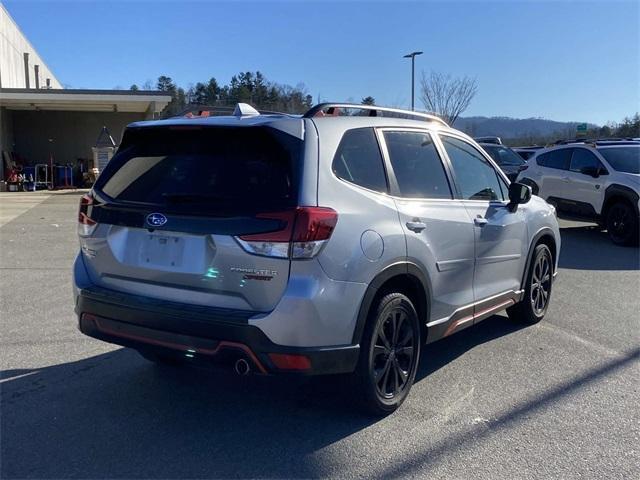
419,71,477,125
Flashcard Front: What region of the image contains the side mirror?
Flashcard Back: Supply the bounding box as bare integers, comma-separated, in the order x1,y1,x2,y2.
580,166,600,178
508,182,532,209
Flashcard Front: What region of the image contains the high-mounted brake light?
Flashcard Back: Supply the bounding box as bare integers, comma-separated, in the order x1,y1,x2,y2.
236,207,338,259
78,192,98,237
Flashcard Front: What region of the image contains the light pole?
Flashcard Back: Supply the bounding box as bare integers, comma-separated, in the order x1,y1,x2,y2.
403,51,423,111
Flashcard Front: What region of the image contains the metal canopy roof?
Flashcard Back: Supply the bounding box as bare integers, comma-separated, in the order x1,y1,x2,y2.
0,88,172,113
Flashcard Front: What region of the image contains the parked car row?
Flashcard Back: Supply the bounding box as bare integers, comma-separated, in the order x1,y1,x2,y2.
515,140,639,246
474,137,639,246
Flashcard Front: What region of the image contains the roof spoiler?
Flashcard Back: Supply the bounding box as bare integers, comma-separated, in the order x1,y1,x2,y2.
303,103,449,127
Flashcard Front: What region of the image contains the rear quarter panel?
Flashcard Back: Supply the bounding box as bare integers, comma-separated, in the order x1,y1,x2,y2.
311,120,407,284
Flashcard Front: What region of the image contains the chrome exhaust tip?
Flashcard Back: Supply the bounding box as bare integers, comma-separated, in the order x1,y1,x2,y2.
234,358,250,376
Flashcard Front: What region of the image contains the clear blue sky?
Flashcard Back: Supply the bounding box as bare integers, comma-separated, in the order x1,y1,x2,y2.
4,0,639,125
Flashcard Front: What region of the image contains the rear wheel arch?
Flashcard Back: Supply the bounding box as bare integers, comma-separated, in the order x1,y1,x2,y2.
352,263,431,345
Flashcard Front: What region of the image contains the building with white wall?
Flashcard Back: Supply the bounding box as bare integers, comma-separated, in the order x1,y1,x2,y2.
0,3,171,184
0,3,62,89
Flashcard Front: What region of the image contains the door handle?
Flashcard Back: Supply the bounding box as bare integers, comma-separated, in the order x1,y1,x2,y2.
474,216,488,226
406,220,426,233
562,177,571,183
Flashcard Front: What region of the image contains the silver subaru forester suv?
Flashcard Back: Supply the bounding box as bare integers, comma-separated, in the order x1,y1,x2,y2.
73,103,560,414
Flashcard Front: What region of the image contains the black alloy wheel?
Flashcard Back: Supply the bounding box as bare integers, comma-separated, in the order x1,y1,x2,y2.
507,243,553,324
356,292,421,415
606,202,639,246
371,306,416,399
530,250,552,316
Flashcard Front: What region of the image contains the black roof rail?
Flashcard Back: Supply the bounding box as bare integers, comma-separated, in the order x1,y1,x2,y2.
553,137,640,146
594,140,640,146
303,103,449,127
553,139,589,145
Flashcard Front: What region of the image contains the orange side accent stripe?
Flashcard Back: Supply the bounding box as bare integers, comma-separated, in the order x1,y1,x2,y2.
444,298,515,337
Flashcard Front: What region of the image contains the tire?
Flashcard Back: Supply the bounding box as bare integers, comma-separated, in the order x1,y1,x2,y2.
137,349,184,367
605,201,639,246
354,292,421,415
507,244,553,324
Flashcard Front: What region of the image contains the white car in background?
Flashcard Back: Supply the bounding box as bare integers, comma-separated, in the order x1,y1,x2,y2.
517,140,640,246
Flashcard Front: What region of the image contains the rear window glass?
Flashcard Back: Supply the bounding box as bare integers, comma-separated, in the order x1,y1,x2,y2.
332,128,388,192
599,147,640,174
537,149,571,169
96,126,301,213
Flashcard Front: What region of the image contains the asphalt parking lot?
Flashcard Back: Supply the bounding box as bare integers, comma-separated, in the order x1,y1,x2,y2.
1,191,638,479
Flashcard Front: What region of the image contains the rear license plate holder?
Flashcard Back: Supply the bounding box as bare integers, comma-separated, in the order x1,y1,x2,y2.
140,233,185,268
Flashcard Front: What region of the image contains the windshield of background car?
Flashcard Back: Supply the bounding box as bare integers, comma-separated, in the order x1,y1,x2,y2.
94,126,302,214
483,145,526,166
598,147,640,174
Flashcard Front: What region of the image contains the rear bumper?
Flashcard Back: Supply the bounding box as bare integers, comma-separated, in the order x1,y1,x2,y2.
75,286,360,375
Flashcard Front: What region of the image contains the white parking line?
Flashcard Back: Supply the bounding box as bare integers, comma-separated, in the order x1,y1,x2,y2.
0,370,39,384
539,322,621,357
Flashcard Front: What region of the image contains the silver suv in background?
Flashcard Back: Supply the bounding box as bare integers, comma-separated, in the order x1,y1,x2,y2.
74,103,561,414
517,140,640,246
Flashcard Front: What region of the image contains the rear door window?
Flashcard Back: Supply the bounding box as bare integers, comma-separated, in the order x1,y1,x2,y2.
332,128,388,192
383,131,452,199
95,126,301,214
537,149,572,170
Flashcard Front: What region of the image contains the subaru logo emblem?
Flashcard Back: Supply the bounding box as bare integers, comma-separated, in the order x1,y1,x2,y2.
146,213,167,227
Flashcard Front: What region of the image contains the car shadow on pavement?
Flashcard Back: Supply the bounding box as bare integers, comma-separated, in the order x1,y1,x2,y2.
559,225,639,271
416,314,526,381
1,314,526,479
1,347,379,478
377,346,640,478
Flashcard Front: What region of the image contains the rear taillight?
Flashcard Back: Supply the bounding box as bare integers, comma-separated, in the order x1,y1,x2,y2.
236,207,338,259
78,192,98,237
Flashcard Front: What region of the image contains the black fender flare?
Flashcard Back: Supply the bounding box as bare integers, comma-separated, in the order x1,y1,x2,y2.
351,262,432,345
520,227,557,290
603,184,639,217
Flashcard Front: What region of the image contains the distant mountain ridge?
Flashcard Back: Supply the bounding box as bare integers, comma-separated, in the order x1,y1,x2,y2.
453,116,599,140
